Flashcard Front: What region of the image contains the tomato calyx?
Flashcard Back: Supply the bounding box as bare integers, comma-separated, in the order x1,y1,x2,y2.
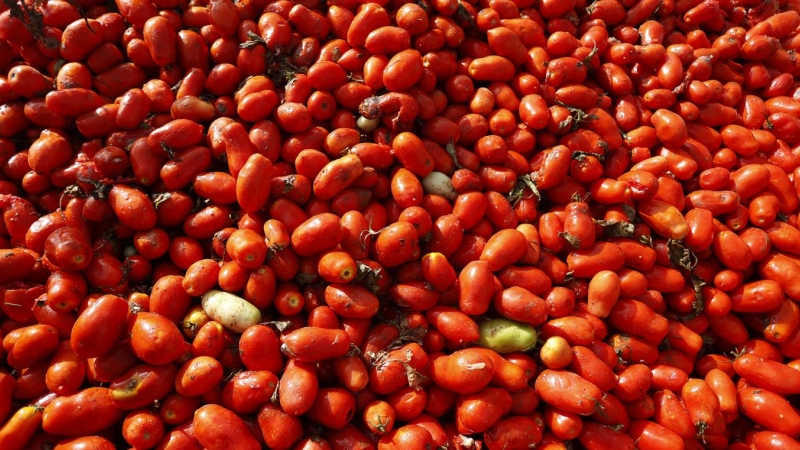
558,102,597,132
676,274,707,323
559,231,582,248
508,174,541,206
667,239,698,271
445,138,463,170
370,348,427,388
5,0,46,41
240,31,265,49
695,420,711,443
453,2,475,30
596,219,635,238
260,320,293,333
354,262,383,294
60,185,87,207
763,113,774,130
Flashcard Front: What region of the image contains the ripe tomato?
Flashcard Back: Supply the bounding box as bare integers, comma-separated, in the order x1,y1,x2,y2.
129,312,186,365
43,387,123,436
193,404,260,450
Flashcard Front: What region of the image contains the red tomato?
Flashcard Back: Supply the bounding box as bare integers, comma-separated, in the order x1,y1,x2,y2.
43,387,123,436
193,404,260,450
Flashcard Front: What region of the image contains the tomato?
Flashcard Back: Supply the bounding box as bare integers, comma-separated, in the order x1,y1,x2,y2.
535,370,603,416
578,421,635,450
363,400,396,436
458,260,494,315
122,408,165,449
43,387,123,436
0,402,49,450
492,285,548,326
479,229,527,270
70,294,128,359
258,402,304,449
291,213,343,257
729,280,784,313
373,222,419,268
454,386,512,435
733,354,800,395
737,385,800,438
130,312,186,365
651,389,694,440
175,356,223,397
193,404,260,450
430,348,494,395
282,327,351,362
304,387,356,431
636,200,689,239
627,420,684,450
566,242,626,278
681,378,723,437
108,363,177,410
752,431,800,450
421,252,457,292
324,283,380,319
44,340,85,396
423,306,477,347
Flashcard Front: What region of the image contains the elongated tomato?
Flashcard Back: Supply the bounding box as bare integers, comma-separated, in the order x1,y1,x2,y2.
459,260,495,315
108,185,157,231
636,200,688,239
290,213,343,256
733,354,800,395
534,370,603,416
313,154,364,201
627,420,684,450
480,229,527,271
324,283,380,319
193,404,260,450
43,387,123,436
236,154,272,213
737,386,800,438
281,327,351,362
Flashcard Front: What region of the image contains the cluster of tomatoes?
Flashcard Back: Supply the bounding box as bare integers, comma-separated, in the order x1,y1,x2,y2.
2,0,800,447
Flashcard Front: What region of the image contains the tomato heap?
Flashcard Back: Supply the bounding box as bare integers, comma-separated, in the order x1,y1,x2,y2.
2,0,800,448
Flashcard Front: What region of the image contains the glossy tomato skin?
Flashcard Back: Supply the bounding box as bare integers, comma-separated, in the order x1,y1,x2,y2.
43,227,92,272
175,356,224,397
578,421,635,450
53,435,117,449
122,408,165,449
484,415,544,448
737,386,800,437
290,213,343,257
281,327,351,362
222,370,278,415
306,387,357,430
8,3,800,450
107,184,157,231
70,294,129,359
129,312,186,365
42,387,124,436
377,424,434,449
257,402,304,449
193,404,261,450
373,222,419,268
431,348,494,395
45,340,85,396
155,420,202,450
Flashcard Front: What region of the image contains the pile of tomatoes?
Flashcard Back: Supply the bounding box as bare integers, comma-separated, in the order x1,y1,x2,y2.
2,0,800,448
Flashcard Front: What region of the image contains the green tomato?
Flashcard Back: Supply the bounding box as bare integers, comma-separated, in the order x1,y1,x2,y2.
477,318,538,354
